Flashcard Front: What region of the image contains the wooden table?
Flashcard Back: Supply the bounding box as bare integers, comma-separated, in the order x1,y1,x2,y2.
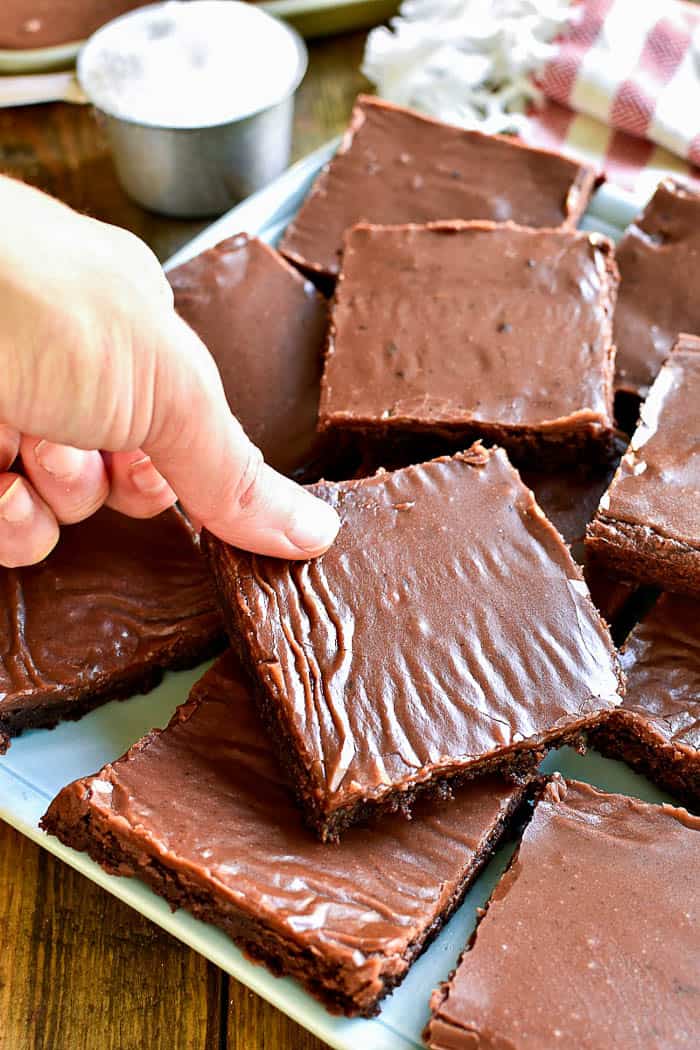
0,32,367,1050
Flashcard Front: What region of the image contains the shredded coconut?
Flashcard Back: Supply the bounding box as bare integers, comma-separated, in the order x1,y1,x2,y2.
79,1,303,128
362,0,577,135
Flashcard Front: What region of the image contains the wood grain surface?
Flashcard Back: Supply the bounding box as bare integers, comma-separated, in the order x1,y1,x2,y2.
0,30,367,1050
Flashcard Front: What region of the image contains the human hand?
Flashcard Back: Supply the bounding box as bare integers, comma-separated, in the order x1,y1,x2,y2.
0,177,339,568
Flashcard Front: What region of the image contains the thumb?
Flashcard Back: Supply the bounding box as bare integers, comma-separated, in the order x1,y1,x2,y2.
143,312,339,559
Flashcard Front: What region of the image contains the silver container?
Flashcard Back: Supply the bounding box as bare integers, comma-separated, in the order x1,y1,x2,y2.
78,3,308,218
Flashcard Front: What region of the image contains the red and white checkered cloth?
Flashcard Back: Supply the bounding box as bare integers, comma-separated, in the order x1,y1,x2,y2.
524,0,700,193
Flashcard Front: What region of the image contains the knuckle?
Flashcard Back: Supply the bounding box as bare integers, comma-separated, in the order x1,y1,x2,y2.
231,444,265,512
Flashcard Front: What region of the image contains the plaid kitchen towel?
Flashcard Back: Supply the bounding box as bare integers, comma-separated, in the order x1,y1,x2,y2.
526,0,700,192
364,0,700,195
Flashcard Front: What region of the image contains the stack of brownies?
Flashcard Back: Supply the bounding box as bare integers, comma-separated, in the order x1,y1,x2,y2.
2,96,698,1045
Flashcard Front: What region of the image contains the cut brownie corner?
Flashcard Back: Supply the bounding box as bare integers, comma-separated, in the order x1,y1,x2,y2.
591,709,700,812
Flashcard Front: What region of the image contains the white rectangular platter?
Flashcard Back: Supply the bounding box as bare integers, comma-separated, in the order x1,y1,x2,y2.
0,143,672,1050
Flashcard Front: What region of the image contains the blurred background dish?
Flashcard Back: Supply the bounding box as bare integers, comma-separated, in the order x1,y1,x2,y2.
77,1,308,216
0,0,151,70
0,0,398,72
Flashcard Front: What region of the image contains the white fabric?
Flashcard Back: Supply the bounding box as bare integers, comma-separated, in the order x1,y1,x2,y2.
362,0,577,134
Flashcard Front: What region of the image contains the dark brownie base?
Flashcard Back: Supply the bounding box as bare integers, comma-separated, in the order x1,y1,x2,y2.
586,516,700,598
0,630,225,752
320,417,622,474
284,257,336,299
613,390,642,437
584,564,638,643
42,762,532,1017
591,711,700,812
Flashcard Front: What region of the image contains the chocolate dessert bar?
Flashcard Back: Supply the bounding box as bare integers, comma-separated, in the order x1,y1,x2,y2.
614,178,700,398
591,593,700,809
425,778,700,1050
168,234,328,481
203,446,623,840
319,221,618,467
587,334,700,597
41,652,530,1017
0,507,223,753
279,95,597,283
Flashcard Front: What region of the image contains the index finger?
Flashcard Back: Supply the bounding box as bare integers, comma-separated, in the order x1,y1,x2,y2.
142,313,340,559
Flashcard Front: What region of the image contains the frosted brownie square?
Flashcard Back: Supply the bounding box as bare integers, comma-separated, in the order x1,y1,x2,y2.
204,446,623,839
42,652,530,1017
0,508,223,752
587,334,700,597
426,778,699,1050
614,179,700,398
320,221,618,467
591,592,700,809
279,95,596,284
168,234,328,481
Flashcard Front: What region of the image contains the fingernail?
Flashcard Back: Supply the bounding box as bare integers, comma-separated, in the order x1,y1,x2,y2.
35,440,87,479
0,427,20,471
0,477,34,523
286,497,340,555
129,456,169,496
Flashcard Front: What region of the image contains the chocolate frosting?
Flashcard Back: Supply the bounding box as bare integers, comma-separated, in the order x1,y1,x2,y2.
279,95,596,279
597,334,700,548
212,447,622,818
615,179,700,397
321,222,616,437
426,778,700,1050
168,235,327,480
0,507,221,739
0,1,148,49
620,593,700,751
43,651,527,1015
